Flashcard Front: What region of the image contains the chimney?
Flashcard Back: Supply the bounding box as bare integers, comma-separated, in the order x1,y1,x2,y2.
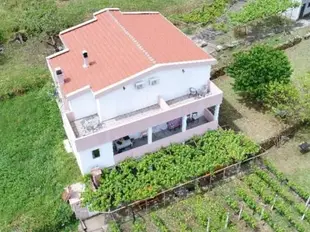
82,50,89,68
55,67,64,85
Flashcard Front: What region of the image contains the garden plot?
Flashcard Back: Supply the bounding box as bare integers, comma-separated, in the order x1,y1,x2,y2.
108,164,310,232
213,75,285,143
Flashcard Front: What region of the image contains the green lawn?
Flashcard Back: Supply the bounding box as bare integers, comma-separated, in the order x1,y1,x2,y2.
0,86,80,232
285,37,310,80
266,126,310,193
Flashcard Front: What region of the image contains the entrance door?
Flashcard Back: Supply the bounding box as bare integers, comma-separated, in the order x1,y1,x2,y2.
299,3,306,19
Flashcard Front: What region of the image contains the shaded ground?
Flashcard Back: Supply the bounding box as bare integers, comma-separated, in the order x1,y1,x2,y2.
213,75,285,143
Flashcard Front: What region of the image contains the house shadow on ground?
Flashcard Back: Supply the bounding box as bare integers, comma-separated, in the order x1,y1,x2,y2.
218,98,243,132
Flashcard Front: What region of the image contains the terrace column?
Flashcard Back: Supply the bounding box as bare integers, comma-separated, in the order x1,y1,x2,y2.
147,127,152,144
182,115,187,132
214,104,220,121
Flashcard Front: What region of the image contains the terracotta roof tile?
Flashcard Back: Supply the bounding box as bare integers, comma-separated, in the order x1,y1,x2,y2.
48,9,211,95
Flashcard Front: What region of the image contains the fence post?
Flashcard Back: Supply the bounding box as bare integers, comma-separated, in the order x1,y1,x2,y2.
206,217,210,232
305,196,310,207
225,212,230,229
163,192,166,206
238,206,243,220
301,204,309,221
223,168,226,179
260,207,265,220
271,195,277,210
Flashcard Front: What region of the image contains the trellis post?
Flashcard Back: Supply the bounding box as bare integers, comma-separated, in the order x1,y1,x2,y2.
301,204,309,221
305,196,310,207
225,212,230,229
206,217,210,232
260,207,265,220
238,206,243,220
271,195,277,210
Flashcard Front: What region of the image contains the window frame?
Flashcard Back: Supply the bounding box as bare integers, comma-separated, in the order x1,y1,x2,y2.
92,149,101,159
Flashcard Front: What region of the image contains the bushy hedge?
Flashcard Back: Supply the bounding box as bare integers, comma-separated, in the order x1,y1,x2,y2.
82,130,260,211
172,0,229,25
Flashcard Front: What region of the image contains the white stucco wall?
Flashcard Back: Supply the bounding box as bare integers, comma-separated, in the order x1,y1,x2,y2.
98,64,211,121
284,0,310,20
76,142,115,175
68,90,97,120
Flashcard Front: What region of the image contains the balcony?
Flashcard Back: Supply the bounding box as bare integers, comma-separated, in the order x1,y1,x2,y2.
70,81,223,152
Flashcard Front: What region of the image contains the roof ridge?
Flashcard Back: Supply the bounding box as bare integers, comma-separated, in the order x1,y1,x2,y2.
108,11,157,64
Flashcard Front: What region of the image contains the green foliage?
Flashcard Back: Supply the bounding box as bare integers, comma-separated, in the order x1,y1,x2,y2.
212,22,229,33
0,41,50,100
172,0,229,25
244,174,307,232
0,0,204,41
108,221,121,232
0,29,4,44
227,45,292,101
265,74,310,123
229,0,299,26
187,195,237,231
263,160,310,201
265,81,300,119
150,213,169,232
225,196,258,229
82,130,259,211
132,219,147,232
0,87,80,231
236,187,286,232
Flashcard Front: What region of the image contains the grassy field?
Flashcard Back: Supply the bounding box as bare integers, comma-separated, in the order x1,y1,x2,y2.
0,86,80,231
266,126,310,193
110,165,310,232
285,37,310,80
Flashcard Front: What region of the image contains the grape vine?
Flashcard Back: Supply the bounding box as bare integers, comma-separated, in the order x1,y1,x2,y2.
82,130,259,211
229,0,299,26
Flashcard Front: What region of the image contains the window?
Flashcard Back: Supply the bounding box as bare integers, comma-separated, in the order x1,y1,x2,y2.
92,149,100,159
149,77,159,86
135,81,145,90
308,3,310,7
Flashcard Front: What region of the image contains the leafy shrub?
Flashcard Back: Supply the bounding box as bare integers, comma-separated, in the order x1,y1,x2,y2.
265,82,300,118
82,130,259,211
173,0,229,25
227,45,292,102
108,221,121,232
132,219,147,232
265,74,310,123
229,0,298,26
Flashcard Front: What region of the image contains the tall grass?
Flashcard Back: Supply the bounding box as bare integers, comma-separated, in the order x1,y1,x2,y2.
0,86,80,231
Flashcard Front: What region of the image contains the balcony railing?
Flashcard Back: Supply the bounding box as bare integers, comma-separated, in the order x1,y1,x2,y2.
72,81,223,152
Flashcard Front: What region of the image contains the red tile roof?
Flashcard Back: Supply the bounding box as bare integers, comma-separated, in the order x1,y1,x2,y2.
48,9,212,95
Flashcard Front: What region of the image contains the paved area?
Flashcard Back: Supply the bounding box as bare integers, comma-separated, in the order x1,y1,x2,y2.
78,214,106,232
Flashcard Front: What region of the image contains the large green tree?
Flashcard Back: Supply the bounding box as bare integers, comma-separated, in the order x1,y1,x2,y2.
227,45,292,101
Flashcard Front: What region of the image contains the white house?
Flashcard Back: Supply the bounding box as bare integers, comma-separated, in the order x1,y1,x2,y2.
46,8,223,175
284,0,310,20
